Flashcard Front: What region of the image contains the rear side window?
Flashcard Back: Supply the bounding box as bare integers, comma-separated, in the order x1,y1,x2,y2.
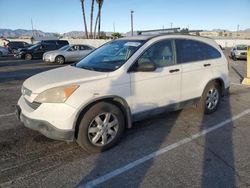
58,41,69,45
175,39,221,63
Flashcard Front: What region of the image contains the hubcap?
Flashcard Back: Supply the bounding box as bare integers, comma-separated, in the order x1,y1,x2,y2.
206,88,219,110
57,57,64,64
88,113,119,146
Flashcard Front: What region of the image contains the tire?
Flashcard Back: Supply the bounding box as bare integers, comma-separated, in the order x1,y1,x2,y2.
25,53,32,60
76,102,125,153
55,55,65,64
11,49,17,54
199,81,221,114
232,55,237,61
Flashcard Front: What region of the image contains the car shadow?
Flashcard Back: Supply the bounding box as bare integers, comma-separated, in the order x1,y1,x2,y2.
200,92,236,187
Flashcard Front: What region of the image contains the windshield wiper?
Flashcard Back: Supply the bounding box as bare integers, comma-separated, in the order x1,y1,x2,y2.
77,65,113,72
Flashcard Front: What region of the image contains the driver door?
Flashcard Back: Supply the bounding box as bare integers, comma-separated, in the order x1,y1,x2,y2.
65,45,80,62
129,39,182,115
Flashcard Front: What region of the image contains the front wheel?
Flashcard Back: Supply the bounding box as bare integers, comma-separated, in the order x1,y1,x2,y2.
55,56,65,64
25,53,32,60
76,102,125,153
199,81,221,114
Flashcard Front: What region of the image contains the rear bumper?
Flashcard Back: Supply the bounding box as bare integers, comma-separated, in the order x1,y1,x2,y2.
16,105,74,141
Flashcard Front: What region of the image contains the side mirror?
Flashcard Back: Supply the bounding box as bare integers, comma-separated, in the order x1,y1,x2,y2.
134,62,156,72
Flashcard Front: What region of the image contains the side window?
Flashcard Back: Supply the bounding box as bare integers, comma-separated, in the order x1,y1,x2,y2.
206,45,221,59
69,45,79,51
176,39,221,64
80,45,92,50
137,40,176,68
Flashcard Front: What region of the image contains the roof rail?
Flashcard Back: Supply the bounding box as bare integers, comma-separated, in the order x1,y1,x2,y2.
137,28,203,36
137,28,180,35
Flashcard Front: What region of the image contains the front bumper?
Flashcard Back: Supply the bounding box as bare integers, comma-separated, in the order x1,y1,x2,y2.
16,105,74,141
17,96,77,141
43,56,55,63
16,106,74,141
235,55,247,59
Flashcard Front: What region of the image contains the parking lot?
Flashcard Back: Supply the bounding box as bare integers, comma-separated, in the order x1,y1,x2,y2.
0,49,250,187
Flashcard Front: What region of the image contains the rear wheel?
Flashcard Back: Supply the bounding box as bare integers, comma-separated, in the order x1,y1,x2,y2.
199,81,221,114
55,56,65,64
25,53,32,60
76,102,125,153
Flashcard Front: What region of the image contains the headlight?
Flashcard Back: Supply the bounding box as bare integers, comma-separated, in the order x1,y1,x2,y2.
34,85,79,103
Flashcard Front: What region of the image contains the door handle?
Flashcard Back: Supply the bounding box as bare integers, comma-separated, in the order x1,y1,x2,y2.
203,63,211,67
169,69,180,73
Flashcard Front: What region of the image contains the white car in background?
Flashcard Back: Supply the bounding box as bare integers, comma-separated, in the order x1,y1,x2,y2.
17,34,230,153
43,44,95,64
0,46,9,56
230,44,247,60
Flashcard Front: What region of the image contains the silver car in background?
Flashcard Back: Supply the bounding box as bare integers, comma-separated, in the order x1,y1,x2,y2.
43,44,95,64
0,46,9,56
230,44,247,60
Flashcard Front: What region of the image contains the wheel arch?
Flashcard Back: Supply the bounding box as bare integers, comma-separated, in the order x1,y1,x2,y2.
73,96,132,139
55,55,65,62
204,78,226,96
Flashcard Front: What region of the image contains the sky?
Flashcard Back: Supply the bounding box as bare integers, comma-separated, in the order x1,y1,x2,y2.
0,0,250,34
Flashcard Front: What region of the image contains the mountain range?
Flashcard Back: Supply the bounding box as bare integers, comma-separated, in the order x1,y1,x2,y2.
1,28,250,38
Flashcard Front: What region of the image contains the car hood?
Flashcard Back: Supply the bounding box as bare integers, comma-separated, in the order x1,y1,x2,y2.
23,65,109,94
44,50,59,55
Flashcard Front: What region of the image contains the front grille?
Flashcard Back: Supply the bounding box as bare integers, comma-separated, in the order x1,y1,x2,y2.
24,98,41,110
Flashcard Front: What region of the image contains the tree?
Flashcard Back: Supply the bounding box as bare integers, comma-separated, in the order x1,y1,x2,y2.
112,32,122,39
99,31,107,39
94,0,104,39
52,32,61,38
80,0,88,39
89,0,95,38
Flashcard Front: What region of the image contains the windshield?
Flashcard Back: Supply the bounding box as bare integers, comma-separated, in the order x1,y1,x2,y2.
59,45,70,51
237,45,247,50
75,40,144,72
28,43,41,50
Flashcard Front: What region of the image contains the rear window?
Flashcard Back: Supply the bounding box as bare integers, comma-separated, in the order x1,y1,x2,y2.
176,39,221,63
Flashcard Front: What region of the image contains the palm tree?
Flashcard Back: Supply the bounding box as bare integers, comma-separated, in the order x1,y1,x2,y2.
89,0,95,38
94,0,104,39
80,0,88,39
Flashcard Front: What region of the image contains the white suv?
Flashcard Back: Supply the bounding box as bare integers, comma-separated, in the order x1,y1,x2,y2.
16,34,230,153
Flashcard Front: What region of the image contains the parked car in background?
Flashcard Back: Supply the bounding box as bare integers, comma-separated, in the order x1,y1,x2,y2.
16,40,69,60
6,41,32,54
231,44,247,60
0,46,9,56
43,44,95,64
17,34,229,153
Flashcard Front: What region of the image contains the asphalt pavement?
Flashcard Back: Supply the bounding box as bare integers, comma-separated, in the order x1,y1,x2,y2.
0,50,250,188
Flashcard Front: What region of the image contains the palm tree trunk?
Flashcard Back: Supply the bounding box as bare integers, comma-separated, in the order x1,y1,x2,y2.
98,2,102,38
80,0,88,39
90,0,95,39
93,14,99,39
94,0,103,39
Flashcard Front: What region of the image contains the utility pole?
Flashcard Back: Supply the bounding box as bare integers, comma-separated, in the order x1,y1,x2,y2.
131,10,134,36
113,22,116,33
237,24,240,37
31,18,34,37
